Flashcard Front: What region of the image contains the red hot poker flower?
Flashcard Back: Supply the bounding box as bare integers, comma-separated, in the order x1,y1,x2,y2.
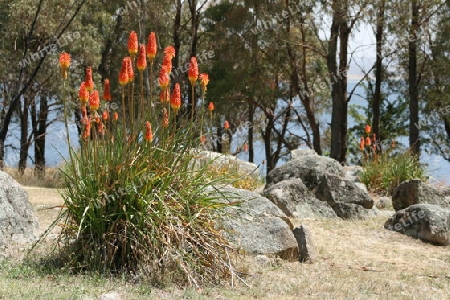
89,90,100,112
364,124,372,134
162,108,169,128
84,67,95,91
163,45,175,59
82,116,91,139
102,110,109,121
144,121,153,142
359,137,365,151
199,73,209,92
224,120,230,130
113,112,119,121
125,57,134,82
158,66,170,89
128,31,138,58
79,82,89,105
119,58,129,86
59,52,71,80
137,44,147,71
162,54,173,75
103,79,111,101
170,83,181,115
188,57,198,86
365,136,372,147
146,32,157,62
159,88,169,103
208,102,215,111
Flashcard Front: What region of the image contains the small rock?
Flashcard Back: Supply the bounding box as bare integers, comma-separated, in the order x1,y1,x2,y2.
98,291,122,300
290,148,317,160
376,197,393,209
293,225,316,263
255,255,271,267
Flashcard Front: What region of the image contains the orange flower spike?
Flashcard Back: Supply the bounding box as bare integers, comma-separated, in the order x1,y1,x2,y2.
113,112,119,121
158,66,170,89
102,79,112,101
159,88,169,103
243,143,249,152
391,139,396,148
146,32,157,62
163,45,175,59
84,67,95,91
144,121,153,142
162,108,169,128
188,57,198,86
137,44,147,71
98,123,106,135
59,52,71,80
199,73,209,92
359,137,365,151
200,135,206,144
162,54,173,75
364,124,372,134
224,120,230,130
170,83,181,115
365,136,372,147
208,102,215,111
82,116,91,139
118,58,129,86
128,31,138,58
78,82,89,105
89,90,100,112
102,110,109,121
125,57,134,82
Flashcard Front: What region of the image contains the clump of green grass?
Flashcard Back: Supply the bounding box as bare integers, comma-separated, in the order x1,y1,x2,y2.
34,33,243,288
203,164,263,191
360,149,427,195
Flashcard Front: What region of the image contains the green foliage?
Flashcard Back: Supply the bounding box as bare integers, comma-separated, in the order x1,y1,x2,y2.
360,149,427,195
36,35,242,287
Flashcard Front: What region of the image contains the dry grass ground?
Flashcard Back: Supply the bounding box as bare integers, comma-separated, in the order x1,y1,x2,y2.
0,185,449,299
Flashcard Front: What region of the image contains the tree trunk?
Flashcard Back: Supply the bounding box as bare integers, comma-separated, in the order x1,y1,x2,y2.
248,101,254,163
18,95,30,175
34,96,48,179
328,0,350,163
286,0,322,155
409,0,420,155
372,0,385,143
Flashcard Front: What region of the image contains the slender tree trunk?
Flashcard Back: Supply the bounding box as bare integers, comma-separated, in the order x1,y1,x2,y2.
18,95,30,175
328,2,341,161
248,102,254,163
409,0,420,155
373,0,385,142
328,0,350,163
34,96,48,179
286,0,322,155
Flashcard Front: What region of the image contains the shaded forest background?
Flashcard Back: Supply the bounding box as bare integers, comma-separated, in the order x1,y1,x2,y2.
0,0,449,179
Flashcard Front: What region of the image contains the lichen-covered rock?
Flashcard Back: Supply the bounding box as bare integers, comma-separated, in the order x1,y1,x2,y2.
262,179,337,219
213,186,298,260
392,179,450,211
0,171,39,248
384,204,450,245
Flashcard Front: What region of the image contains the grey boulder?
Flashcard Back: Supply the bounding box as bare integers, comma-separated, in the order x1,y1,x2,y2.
392,179,450,211
384,204,450,245
266,155,344,189
262,179,337,219
0,171,39,248
214,186,298,260
314,175,374,219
